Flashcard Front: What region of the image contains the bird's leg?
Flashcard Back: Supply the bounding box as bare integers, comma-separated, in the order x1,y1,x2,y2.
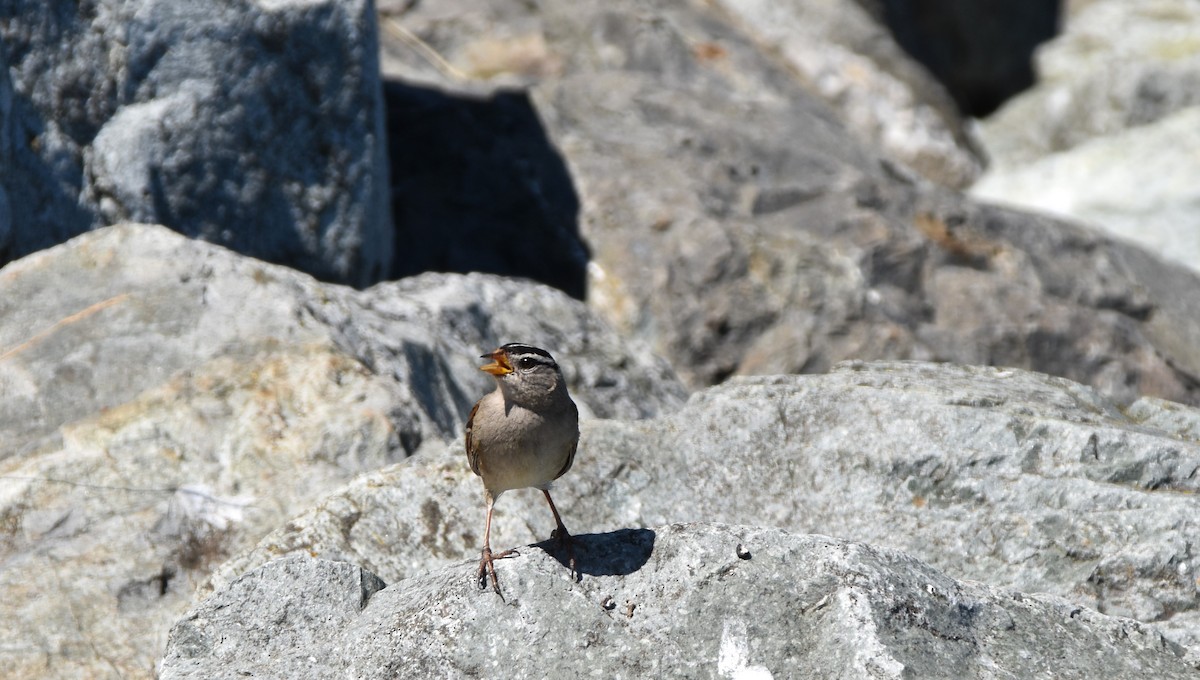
477,493,517,595
542,489,577,581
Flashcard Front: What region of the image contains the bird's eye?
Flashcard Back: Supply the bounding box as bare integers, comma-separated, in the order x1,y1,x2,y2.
518,357,537,370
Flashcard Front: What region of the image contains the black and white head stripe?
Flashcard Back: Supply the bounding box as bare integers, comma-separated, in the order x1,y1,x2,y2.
500,343,556,361
500,343,559,370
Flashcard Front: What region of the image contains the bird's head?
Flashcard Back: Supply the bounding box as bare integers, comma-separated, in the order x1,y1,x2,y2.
479,343,566,403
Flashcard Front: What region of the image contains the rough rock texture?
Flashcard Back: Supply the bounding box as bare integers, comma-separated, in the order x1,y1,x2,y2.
711,0,984,188
0,224,683,457
972,107,1200,271
380,0,980,188
163,525,1196,678
976,0,1200,167
971,0,1200,274
164,557,387,679
213,361,1200,657
378,0,1200,406
0,0,391,286
0,224,684,679
7,2,1200,678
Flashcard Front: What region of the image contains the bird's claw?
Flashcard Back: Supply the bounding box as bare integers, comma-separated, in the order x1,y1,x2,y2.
477,546,518,595
550,526,579,582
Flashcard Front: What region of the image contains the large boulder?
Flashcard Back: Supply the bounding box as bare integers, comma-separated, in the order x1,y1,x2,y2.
162,525,1196,678
0,223,685,679
379,0,982,189
703,0,984,188
0,0,391,286
0,224,683,457
378,0,1200,406
209,361,1200,656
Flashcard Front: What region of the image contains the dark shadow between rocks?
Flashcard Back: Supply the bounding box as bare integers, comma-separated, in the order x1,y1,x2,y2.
876,0,1061,116
0,73,95,267
536,528,656,578
384,80,590,299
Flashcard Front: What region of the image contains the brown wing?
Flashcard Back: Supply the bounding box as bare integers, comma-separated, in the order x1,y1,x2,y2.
465,400,483,477
552,401,580,480
553,438,577,481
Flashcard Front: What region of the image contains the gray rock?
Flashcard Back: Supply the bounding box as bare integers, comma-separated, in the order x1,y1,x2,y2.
0,223,684,679
714,0,984,188
968,0,1200,276
1127,395,1200,443
380,0,981,188
976,0,1200,168
967,199,1200,399
163,557,385,679
0,0,390,286
212,361,1200,655
539,4,1200,404
972,106,1200,275
379,0,1200,407
0,223,683,458
163,524,1196,678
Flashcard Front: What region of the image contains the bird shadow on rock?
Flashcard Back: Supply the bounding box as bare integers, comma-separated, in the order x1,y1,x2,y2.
535,527,656,578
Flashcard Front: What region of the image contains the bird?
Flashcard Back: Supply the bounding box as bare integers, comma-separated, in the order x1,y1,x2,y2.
465,343,580,595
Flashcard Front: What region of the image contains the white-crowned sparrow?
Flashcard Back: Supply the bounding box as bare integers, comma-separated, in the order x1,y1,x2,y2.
465,343,580,594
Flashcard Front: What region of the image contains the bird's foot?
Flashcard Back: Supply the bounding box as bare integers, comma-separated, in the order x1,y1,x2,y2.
549,525,578,582
477,546,518,595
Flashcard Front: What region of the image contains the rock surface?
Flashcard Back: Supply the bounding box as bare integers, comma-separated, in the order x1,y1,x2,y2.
0,224,683,457
0,224,684,680
6,2,1200,679
163,524,1196,679
380,0,982,188
972,107,1200,270
711,0,984,188
971,0,1200,273
0,0,391,286
212,361,1200,657
379,0,1200,406
977,0,1200,167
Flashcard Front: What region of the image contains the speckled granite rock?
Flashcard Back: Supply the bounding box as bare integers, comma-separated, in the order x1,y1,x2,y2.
0,223,684,680
379,0,1200,406
209,361,1200,659
162,525,1195,678
0,0,391,285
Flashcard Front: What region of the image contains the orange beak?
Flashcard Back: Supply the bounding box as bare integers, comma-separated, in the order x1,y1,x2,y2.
479,349,513,376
